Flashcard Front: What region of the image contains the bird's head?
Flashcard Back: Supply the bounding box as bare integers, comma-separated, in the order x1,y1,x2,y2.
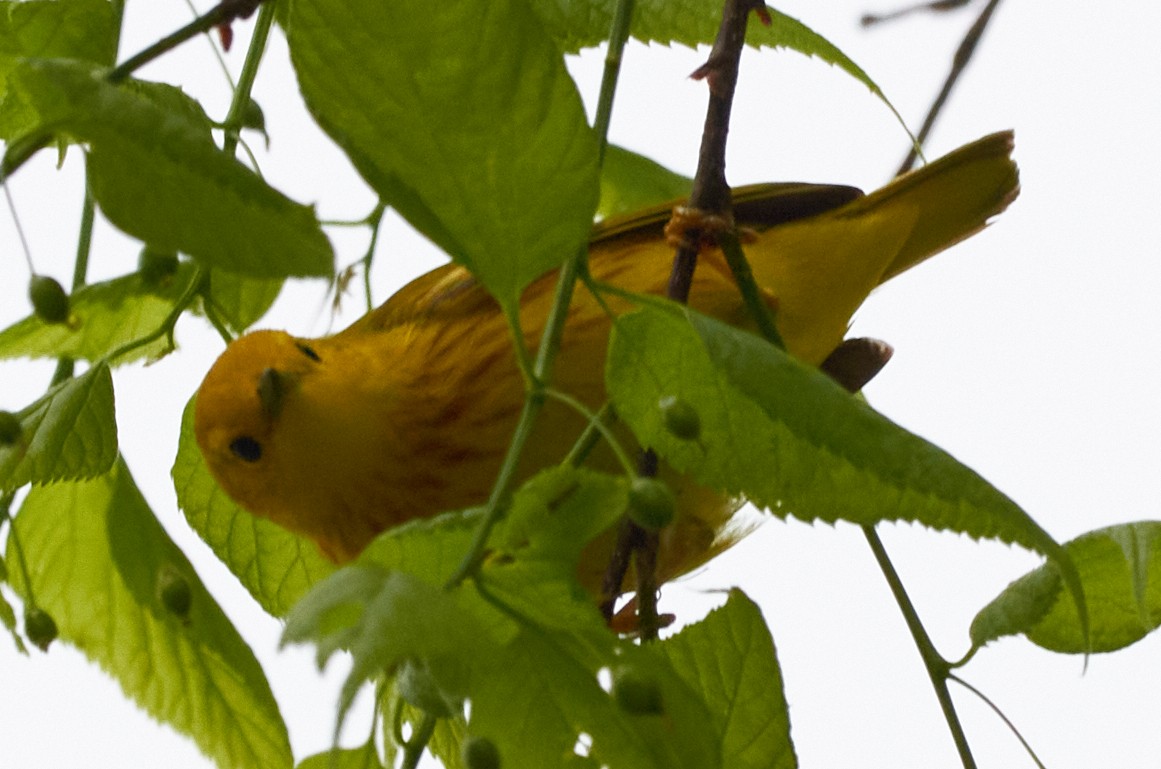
193,329,322,515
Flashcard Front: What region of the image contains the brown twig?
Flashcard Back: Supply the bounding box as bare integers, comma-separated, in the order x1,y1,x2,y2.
601,0,768,640
861,0,971,28
894,0,1005,174
667,0,770,301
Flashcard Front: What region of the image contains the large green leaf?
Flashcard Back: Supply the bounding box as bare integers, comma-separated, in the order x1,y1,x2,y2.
172,397,335,617
470,626,720,769
0,361,116,491
598,145,693,221
606,305,1085,624
6,58,333,278
658,590,796,769
0,0,116,64
0,263,199,364
6,461,292,769
283,565,495,734
531,1,886,109
973,522,1161,654
200,268,283,336
0,0,117,138
287,0,598,306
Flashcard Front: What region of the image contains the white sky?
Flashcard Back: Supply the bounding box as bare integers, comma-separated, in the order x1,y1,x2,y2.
2,1,1160,767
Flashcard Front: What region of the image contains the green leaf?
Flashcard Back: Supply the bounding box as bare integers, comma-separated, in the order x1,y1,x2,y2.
297,742,385,769
494,466,627,564
0,361,116,491
484,467,628,634
606,305,1084,611
200,268,283,335
288,0,598,305
379,689,470,769
5,460,293,769
0,262,199,364
356,508,523,651
417,707,469,769
974,522,1161,654
7,58,333,278
282,565,500,737
598,145,692,220
172,397,335,617
658,589,796,769
470,627,720,769
284,464,724,768
0,0,118,137
0,0,116,64
969,564,1062,651
534,2,881,97
360,507,488,586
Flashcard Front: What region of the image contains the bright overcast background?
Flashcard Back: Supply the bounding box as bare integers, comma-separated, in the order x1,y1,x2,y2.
2,1,1160,767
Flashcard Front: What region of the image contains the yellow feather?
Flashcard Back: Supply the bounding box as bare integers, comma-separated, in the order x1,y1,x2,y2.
194,131,1018,584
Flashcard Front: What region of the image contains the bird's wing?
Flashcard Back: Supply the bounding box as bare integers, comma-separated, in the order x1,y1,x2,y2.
351,181,868,335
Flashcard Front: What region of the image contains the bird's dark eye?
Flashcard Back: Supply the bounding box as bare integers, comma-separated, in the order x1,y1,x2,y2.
295,342,321,362
229,436,263,462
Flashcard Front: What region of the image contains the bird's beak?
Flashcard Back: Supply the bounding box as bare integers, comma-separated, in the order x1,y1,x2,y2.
257,368,298,421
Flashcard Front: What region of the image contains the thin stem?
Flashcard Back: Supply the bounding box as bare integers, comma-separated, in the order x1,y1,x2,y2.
563,401,618,468
592,0,635,165
71,192,96,291
220,2,275,157
718,230,783,347
446,395,542,587
361,201,388,311
49,190,99,387
105,267,208,364
444,0,636,587
108,0,267,85
543,389,635,477
399,711,437,769
862,525,976,769
181,0,238,88
529,0,634,383
391,694,409,748
949,674,1048,769
505,304,536,386
861,0,971,27
896,0,1004,175
4,183,34,273
1,492,37,608
632,449,660,641
202,297,236,344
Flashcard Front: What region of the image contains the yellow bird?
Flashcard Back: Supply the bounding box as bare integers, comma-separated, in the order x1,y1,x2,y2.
194,131,1018,589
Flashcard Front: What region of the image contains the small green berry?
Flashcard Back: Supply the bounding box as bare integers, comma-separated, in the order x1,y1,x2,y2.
611,665,664,715
28,275,70,324
627,477,676,530
137,247,179,286
24,606,58,652
156,564,193,619
461,736,501,769
0,410,22,446
659,395,701,441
